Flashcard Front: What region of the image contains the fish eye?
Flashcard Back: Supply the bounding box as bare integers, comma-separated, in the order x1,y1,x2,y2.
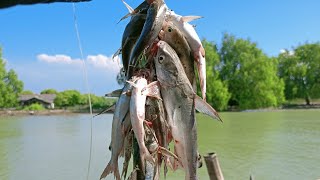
158,55,164,64
168,27,173,32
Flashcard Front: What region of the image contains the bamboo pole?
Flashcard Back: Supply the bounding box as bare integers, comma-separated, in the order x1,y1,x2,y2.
204,152,224,180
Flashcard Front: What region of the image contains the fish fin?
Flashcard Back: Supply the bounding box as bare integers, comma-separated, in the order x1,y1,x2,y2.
112,48,122,59
165,157,175,170
181,15,203,23
141,81,162,99
121,0,134,13
195,95,222,122
105,88,122,97
158,146,178,160
117,13,131,24
126,80,138,88
100,161,114,179
166,156,180,171
117,0,134,23
93,103,116,117
118,11,147,24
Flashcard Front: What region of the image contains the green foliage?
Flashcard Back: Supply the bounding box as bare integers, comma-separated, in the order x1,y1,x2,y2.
82,94,117,109
40,88,58,94
219,33,285,109
278,43,320,105
23,103,45,111
202,40,231,110
54,90,82,107
20,90,34,95
53,90,116,109
0,48,24,108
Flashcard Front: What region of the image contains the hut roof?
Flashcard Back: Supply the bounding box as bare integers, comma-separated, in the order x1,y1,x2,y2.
19,94,56,104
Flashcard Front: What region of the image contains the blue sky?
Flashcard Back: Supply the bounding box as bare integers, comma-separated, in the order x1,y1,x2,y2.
0,0,320,95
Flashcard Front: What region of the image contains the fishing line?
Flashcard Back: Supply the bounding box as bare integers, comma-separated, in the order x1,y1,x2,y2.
72,3,93,180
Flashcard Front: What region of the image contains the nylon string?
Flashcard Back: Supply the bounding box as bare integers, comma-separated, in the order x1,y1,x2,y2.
72,3,93,180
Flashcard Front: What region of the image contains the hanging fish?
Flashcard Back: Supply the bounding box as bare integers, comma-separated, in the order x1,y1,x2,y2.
127,77,161,172
165,10,207,100
154,41,221,180
159,20,196,89
100,80,135,180
127,0,167,78
121,3,149,74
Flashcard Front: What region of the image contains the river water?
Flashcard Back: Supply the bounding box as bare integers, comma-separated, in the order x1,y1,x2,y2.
0,110,319,180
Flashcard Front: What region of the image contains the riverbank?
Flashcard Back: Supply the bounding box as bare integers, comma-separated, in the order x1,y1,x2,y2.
0,107,115,117
1,104,319,117
0,109,75,116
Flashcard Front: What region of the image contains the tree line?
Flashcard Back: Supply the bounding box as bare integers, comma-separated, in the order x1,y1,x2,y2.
203,33,320,110
1,33,320,110
0,48,115,110
20,89,116,110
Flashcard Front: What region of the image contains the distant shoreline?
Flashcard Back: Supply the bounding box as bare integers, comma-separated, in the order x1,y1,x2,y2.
0,109,75,116
1,104,320,117
0,109,115,117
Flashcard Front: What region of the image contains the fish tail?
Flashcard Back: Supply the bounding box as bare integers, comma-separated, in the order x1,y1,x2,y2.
100,159,121,180
100,161,113,179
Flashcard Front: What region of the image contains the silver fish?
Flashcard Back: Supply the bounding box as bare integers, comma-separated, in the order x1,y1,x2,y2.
100,80,134,180
128,77,161,171
127,0,167,77
165,10,207,100
159,20,196,89
154,41,221,179
121,7,148,74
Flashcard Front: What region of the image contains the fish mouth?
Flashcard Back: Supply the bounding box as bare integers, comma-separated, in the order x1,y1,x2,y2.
156,40,166,49
158,29,165,40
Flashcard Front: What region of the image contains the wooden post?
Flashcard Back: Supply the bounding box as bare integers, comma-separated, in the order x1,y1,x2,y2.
250,174,254,180
204,152,224,180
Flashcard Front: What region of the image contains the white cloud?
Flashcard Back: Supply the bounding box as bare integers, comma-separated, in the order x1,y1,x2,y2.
289,50,295,56
87,54,121,72
37,53,122,73
30,53,122,95
279,49,286,54
279,49,294,56
37,54,82,65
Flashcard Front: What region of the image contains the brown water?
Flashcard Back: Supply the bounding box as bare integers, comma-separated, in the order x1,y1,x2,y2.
0,110,320,180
